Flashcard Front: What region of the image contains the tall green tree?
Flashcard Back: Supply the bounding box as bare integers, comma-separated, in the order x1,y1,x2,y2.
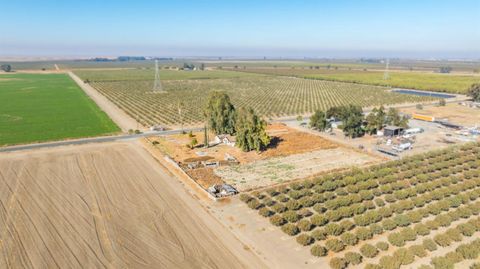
468,83,480,102
235,108,270,152
326,106,344,119
310,110,330,131
340,105,365,138
204,91,237,135
386,107,409,128
203,125,209,148
365,106,386,135
0,64,12,72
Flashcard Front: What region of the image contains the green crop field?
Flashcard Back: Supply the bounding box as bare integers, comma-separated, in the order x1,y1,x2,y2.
0,73,119,146
75,69,436,127
235,68,480,94
241,143,480,269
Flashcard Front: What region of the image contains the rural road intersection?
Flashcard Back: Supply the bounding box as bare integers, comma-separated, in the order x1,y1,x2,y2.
0,128,202,153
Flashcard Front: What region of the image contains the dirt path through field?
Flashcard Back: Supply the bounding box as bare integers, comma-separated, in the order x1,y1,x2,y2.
68,72,143,132
0,141,265,268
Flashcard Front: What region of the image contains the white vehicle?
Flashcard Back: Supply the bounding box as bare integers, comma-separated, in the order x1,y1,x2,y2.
404,128,424,135
392,142,412,152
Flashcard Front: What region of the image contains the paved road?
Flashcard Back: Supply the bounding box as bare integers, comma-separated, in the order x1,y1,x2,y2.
0,128,202,153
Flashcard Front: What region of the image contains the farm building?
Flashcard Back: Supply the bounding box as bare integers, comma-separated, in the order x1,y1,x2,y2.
384,126,404,137
207,184,238,198
214,135,236,147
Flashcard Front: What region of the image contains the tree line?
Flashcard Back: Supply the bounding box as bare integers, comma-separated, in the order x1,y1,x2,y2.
309,105,409,138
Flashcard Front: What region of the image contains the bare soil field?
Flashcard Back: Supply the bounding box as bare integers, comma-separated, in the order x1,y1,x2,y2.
214,147,378,191
0,142,264,269
400,103,480,126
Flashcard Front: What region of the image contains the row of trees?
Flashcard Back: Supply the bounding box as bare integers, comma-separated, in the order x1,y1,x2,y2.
309,105,408,138
181,63,206,70
204,91,270,151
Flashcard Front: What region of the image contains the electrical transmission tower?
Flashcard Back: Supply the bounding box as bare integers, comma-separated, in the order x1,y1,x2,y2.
153,60,163,92
383,58,390,80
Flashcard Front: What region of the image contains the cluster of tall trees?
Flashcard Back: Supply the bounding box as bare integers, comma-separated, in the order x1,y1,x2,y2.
310,105,408,138
1,64,12,72
468,83,480,102
204,91,270,152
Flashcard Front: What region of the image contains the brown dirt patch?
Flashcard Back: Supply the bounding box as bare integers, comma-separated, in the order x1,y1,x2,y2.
400,103,480,126
185,167,224,189
262,124,337,158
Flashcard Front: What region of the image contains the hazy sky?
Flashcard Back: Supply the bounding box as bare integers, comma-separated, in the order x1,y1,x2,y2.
1,0,479,58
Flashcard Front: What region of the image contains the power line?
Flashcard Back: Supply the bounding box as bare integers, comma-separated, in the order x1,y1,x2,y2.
153,60,163,92
383,58,390,81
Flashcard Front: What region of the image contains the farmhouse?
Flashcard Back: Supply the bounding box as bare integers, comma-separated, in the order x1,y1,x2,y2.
214,135,236,147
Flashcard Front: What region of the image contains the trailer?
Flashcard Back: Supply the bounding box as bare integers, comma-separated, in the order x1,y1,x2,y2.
404,128,424,135
412,113,435,122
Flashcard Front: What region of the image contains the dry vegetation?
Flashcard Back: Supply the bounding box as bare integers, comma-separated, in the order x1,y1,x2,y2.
401,103,480,126
148,124,351,189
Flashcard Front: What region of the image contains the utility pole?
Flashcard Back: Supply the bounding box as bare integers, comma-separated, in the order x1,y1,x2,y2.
383,58,390,81
153,60,163,92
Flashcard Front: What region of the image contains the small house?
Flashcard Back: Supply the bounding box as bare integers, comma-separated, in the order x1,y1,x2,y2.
207,184,238,198
214,135,236,147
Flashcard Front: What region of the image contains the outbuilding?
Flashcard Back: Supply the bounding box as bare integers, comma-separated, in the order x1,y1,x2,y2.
383,126,404,137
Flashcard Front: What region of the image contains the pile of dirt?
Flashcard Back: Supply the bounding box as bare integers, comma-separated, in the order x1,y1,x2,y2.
186,167,225,188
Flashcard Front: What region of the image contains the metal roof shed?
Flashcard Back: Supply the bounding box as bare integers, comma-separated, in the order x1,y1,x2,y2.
384,125,404,137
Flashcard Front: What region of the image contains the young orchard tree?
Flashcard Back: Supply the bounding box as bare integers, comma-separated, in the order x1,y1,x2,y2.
189,137,198,149
235,107,270,152
468,83,480,102
309,110,330,131
204,91,237,135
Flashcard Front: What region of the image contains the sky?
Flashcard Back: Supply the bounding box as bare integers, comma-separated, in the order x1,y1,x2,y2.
0,0,479,59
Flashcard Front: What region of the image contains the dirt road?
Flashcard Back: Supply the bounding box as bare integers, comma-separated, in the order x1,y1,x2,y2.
0,141,265,268
68,72,142,132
